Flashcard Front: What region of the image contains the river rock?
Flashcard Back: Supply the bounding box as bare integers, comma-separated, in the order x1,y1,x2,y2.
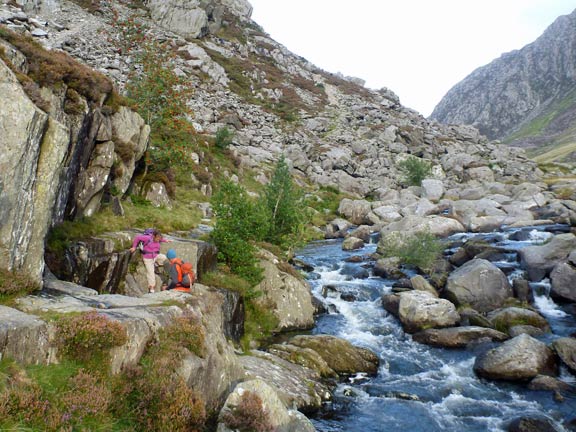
518,233,576,281
216,379,316,432
342,236,365,251
473,334,558,381
458,307,494,328
528,374,575,393
512,279,534,304
287,334,379,376
412,326,508,348
551,337,576,374
550,262,576,302
348,225,373,242
373,257,405,279
255,249,315,332
444,259,513,313
238,350,332,412
267,343,338,378
508,325,545,338
398,290,460,333
508,416,563,432
382,293,400,316
410,275,438,297
487,307,550,335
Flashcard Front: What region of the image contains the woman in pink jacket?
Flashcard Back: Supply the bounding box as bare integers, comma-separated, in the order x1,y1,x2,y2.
129,229,171,293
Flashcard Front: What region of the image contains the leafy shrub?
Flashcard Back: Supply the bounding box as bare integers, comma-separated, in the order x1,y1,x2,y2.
215,126,234,149
159,315,206,358
397,156,433,186
55,311,127,363
221,390,275,432
379,230,444,273
0,267,40,298
211,181,268,285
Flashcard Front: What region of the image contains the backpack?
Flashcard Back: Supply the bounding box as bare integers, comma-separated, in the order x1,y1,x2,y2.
137,228,156,252
172,258,196,288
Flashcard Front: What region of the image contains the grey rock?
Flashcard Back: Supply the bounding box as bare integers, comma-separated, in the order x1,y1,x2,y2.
445,259,513,312
473,334,558,381
412,326,508,348
551,337,576,374
398,290,460,333
518,233,576,281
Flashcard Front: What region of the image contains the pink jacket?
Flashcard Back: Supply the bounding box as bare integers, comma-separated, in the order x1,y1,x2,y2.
131,234,167,259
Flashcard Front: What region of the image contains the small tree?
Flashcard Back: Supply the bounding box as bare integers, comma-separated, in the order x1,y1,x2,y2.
215,126,234,150
379,230,444,274
262,156,307,246
397,156,433,186
211,181,268,285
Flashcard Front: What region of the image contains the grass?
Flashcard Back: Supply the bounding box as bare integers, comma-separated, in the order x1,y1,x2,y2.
532,140,576,164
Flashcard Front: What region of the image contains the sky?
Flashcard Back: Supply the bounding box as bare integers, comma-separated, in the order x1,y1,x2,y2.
248,0,576,117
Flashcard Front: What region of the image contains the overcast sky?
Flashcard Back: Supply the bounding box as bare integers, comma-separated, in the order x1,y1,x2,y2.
248,0,576,117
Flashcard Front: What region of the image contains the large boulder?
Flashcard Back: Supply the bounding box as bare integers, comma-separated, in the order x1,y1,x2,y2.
549,262,576,302
444,259,513,313
216,379,315,432
287,335,379,376
238,350,332,412
255,249,315,332
473,334,558,381
412,326,508,348
267,343,338,378
518,233,576,281
551,337,576,375
379,215,465,240
397,290,460,333
487,307,550,335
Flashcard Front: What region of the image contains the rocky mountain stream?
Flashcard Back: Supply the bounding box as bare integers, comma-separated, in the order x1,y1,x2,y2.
296,224,576,431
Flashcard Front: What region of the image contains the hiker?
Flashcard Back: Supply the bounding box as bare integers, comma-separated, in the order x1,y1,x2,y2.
162,249,195,292
129,229,171,293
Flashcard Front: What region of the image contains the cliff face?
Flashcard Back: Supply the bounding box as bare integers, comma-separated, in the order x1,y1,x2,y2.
430,8,576,153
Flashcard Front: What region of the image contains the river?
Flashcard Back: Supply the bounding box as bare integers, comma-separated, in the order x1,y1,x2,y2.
294,224,576,431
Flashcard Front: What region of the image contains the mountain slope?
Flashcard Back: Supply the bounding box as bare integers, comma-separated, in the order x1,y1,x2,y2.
430,8,576,161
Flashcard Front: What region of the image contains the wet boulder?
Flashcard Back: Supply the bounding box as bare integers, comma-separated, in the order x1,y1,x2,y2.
373,257,405,279
325,218,351,239
267,343,338,378
473,334,558,381
551,337,576,375
342,236,365,251
507,416,562,432
382,293,400,316
410,275,438,297
550,262,576,302
287,335,379,376
398,290,460,333
487,307,550,335
512,279,534,304
444,259,513,313
518,233,576,281
412,326,508,348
